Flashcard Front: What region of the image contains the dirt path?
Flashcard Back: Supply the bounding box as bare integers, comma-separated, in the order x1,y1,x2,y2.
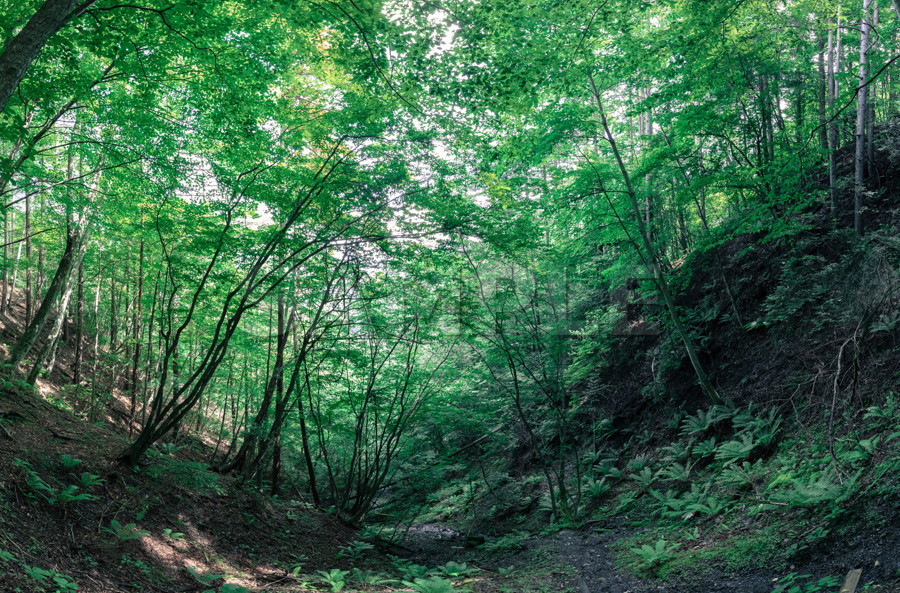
400,524,900,593
550,530,774,593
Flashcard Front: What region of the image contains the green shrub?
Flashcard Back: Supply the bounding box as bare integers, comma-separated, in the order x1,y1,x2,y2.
770,572,840,593
629,539,679,574
143,454,223,495
316,568,349,592
336,540,374,561
403,576,470,593
103,520,150,542
15,459,96,505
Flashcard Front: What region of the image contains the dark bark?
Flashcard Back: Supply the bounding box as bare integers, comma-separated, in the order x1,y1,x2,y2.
128,240,144,423
0,0,93,113
828,24,838,216
26,225,88,384
297,393,320,505
866,4,879,178
219,297,291,477
25,193,32,324
72,262,83,385
7,219,86,372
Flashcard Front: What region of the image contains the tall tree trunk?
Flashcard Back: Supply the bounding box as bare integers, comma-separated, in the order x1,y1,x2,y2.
14,156,98,378
817,31,827,149
855,0,873,235
44,152,77,374
129,240,144,424
590,74,722,404
828,22,838,216
8,220,84,372
0,124,25,314
297,389,320,505
2,208,12,316
109,274,117,351
0,124,29,316
72,261,83,385
37,246,45,310
141,271,160,429
866,3,879,178
220,296,291,478
25,193,32,324
0,0,94,113
9,233,23,311
27,223,89,384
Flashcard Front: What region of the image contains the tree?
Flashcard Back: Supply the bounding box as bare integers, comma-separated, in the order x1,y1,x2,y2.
0,0,94,114
855,0,873,234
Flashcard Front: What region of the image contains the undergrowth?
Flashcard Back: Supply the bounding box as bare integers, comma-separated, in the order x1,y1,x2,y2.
586,395,900,579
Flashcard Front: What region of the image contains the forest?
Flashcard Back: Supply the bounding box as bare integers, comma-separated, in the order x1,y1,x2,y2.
0,0,899,592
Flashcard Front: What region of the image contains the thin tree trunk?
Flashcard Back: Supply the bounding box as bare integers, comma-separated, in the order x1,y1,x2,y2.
109,274,117,350
297,389,320,505
828,22,838,216
589,73,722,404
2,208,12,315
855,0,873,235
221,296,291,478
129,240,144,424
141,271,160,429
72,261,83,385
20,156,97,380
866,3,879,178
8,220,84,372
818,31,827,149
37,246,44,310
27,224,89,383
25,193,31,323
9,233,22,310
91,253,101,418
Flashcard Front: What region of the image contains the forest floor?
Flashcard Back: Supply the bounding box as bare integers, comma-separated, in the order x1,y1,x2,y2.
399,520,900,593
4,379,899,593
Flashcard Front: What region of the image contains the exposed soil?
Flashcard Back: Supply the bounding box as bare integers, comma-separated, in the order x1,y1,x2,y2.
398,522,900,593
550,528,900,593
0,387,365,592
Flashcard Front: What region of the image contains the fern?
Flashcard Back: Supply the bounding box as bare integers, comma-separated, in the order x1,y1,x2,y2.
661,441,692,462
719,460,766,490
59,454,83,469
317,568,349,592
680,405,734,436
658,460,694,483
628,466,657,488
630,539,679,570
402,576,469,593
584,477,611,499
693,437,718,459
104,520,150,542
715,434,758,464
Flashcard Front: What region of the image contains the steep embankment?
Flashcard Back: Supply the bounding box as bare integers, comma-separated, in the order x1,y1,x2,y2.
0,291,371,593
0,384,365,592
391,124,900,593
